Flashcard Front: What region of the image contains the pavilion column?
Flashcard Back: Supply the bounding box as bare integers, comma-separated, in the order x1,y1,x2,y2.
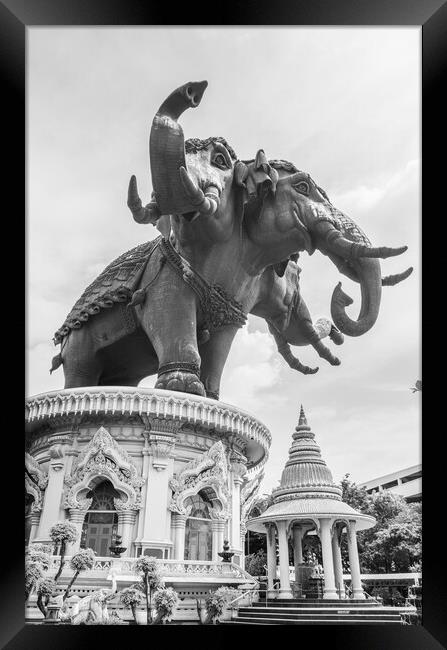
211,519,225,561
292,525,304,583
320,518,338,599
347,520,365,599
66,508,88,555
172,513,187,560
332,524,346,599
117,510,138,556
239,522,247,569
276,520,293,599
265,523,277,598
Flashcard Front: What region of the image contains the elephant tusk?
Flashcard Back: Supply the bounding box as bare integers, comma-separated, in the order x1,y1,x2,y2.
324,229,407,260
127,175,161,224
179,166,220,216
382,266,413,286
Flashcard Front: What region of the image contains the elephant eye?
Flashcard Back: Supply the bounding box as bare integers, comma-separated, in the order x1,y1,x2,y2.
293,181,310,195
212,153,229,170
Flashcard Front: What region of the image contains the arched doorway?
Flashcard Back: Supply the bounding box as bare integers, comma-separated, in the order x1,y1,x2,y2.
184,491,214,561
81,480,119,556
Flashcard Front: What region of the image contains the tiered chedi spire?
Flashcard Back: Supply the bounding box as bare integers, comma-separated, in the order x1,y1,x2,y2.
272,405,342,503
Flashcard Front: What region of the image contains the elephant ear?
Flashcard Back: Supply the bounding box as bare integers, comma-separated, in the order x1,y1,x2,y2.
273,260,289,277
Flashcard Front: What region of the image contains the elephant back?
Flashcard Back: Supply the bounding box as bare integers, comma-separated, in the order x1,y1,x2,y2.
53,236,162,345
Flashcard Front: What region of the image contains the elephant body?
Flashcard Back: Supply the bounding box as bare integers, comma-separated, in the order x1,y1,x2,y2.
52,80,411,398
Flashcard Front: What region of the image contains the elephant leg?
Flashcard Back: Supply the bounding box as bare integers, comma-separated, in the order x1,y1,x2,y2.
199,326,239,400
138,267,205,396
61,332,102,388
299,318,341,367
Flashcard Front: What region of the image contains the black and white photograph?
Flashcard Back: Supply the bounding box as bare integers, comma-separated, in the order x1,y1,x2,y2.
18,16,432,638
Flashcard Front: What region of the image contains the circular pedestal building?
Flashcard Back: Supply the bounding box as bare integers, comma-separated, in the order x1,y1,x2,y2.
25,387,270,576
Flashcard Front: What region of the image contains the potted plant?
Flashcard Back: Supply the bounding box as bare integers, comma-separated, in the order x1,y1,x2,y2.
197,587,239,624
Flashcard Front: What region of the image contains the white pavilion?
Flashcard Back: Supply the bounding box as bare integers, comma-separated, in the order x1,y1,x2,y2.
246,406,376,600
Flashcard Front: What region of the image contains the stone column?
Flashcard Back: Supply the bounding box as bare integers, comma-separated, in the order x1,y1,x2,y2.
332,524,345,599
134,433,151,551
66,508,87,555
292,525,304,583
319,518,338,599
276,520,293,599
118,510,138,556
230,462,246,555
172,513,187,560
35,445,67,544
141,427,176,554
211,519,225,561
265,523,277,599
29,511,41,544
347,520,365,599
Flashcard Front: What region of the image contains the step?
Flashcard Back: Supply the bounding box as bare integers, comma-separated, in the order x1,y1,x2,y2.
239,606,399,614
264,599,380,606
225,617,402,625
238,612,402,622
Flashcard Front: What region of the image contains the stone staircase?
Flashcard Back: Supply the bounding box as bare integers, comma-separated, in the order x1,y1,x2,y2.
225,598,413,625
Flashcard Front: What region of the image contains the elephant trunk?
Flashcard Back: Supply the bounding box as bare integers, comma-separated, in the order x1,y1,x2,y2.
149,80,220,218
330,257,382,337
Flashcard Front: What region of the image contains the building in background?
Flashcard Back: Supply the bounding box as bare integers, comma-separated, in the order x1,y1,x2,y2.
359,464,421,503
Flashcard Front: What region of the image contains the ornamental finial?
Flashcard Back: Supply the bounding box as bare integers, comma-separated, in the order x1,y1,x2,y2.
298,404,307,426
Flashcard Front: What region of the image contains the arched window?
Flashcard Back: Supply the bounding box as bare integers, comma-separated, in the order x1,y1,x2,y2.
81,480,119,557
184,491,214,562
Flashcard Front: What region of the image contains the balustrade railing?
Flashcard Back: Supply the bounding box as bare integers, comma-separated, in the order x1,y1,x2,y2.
47,556,256,581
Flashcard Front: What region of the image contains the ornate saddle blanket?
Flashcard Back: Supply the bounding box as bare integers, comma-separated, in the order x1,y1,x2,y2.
54,235,247,346
53,237,161,344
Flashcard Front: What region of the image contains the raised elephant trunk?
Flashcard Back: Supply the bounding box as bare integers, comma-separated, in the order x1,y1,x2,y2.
149,80,220,218
330,257,382,337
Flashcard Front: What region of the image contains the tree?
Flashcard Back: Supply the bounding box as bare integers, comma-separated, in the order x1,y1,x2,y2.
152,587,179,624
119,586,145,623
25,545,51,600
133,556,164,624
245,549,267,577
340,476,422,574
49,521,78,581
63,548,96,601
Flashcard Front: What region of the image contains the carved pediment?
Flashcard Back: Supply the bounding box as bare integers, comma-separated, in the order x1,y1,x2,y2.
64,427,145,511
169,441,230,516
25,452,48,513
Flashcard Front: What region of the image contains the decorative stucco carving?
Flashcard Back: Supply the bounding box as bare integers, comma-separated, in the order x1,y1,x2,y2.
63,426,145,511
25,452,48,513
240,471,264,525
169,440,230,516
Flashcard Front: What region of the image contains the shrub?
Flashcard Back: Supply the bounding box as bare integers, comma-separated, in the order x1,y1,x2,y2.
205,586,238,619
153,587,179,622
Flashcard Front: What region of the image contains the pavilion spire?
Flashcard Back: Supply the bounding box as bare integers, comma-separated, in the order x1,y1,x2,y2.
298,404,307,426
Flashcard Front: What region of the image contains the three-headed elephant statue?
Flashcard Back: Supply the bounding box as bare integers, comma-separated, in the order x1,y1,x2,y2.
51,80,412,398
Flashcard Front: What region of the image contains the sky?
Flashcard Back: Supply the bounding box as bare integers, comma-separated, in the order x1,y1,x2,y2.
27,27,421,495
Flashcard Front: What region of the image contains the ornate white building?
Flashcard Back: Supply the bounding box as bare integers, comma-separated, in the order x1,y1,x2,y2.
25,386,271,571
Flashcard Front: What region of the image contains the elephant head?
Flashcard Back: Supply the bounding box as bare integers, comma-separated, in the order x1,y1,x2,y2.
245,160,412,337
128,80,250,239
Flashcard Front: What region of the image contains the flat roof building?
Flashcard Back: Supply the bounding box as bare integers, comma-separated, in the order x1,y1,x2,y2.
359,464,421,503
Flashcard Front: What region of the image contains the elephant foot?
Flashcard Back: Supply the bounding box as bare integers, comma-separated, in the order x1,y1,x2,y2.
155,370,206,396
